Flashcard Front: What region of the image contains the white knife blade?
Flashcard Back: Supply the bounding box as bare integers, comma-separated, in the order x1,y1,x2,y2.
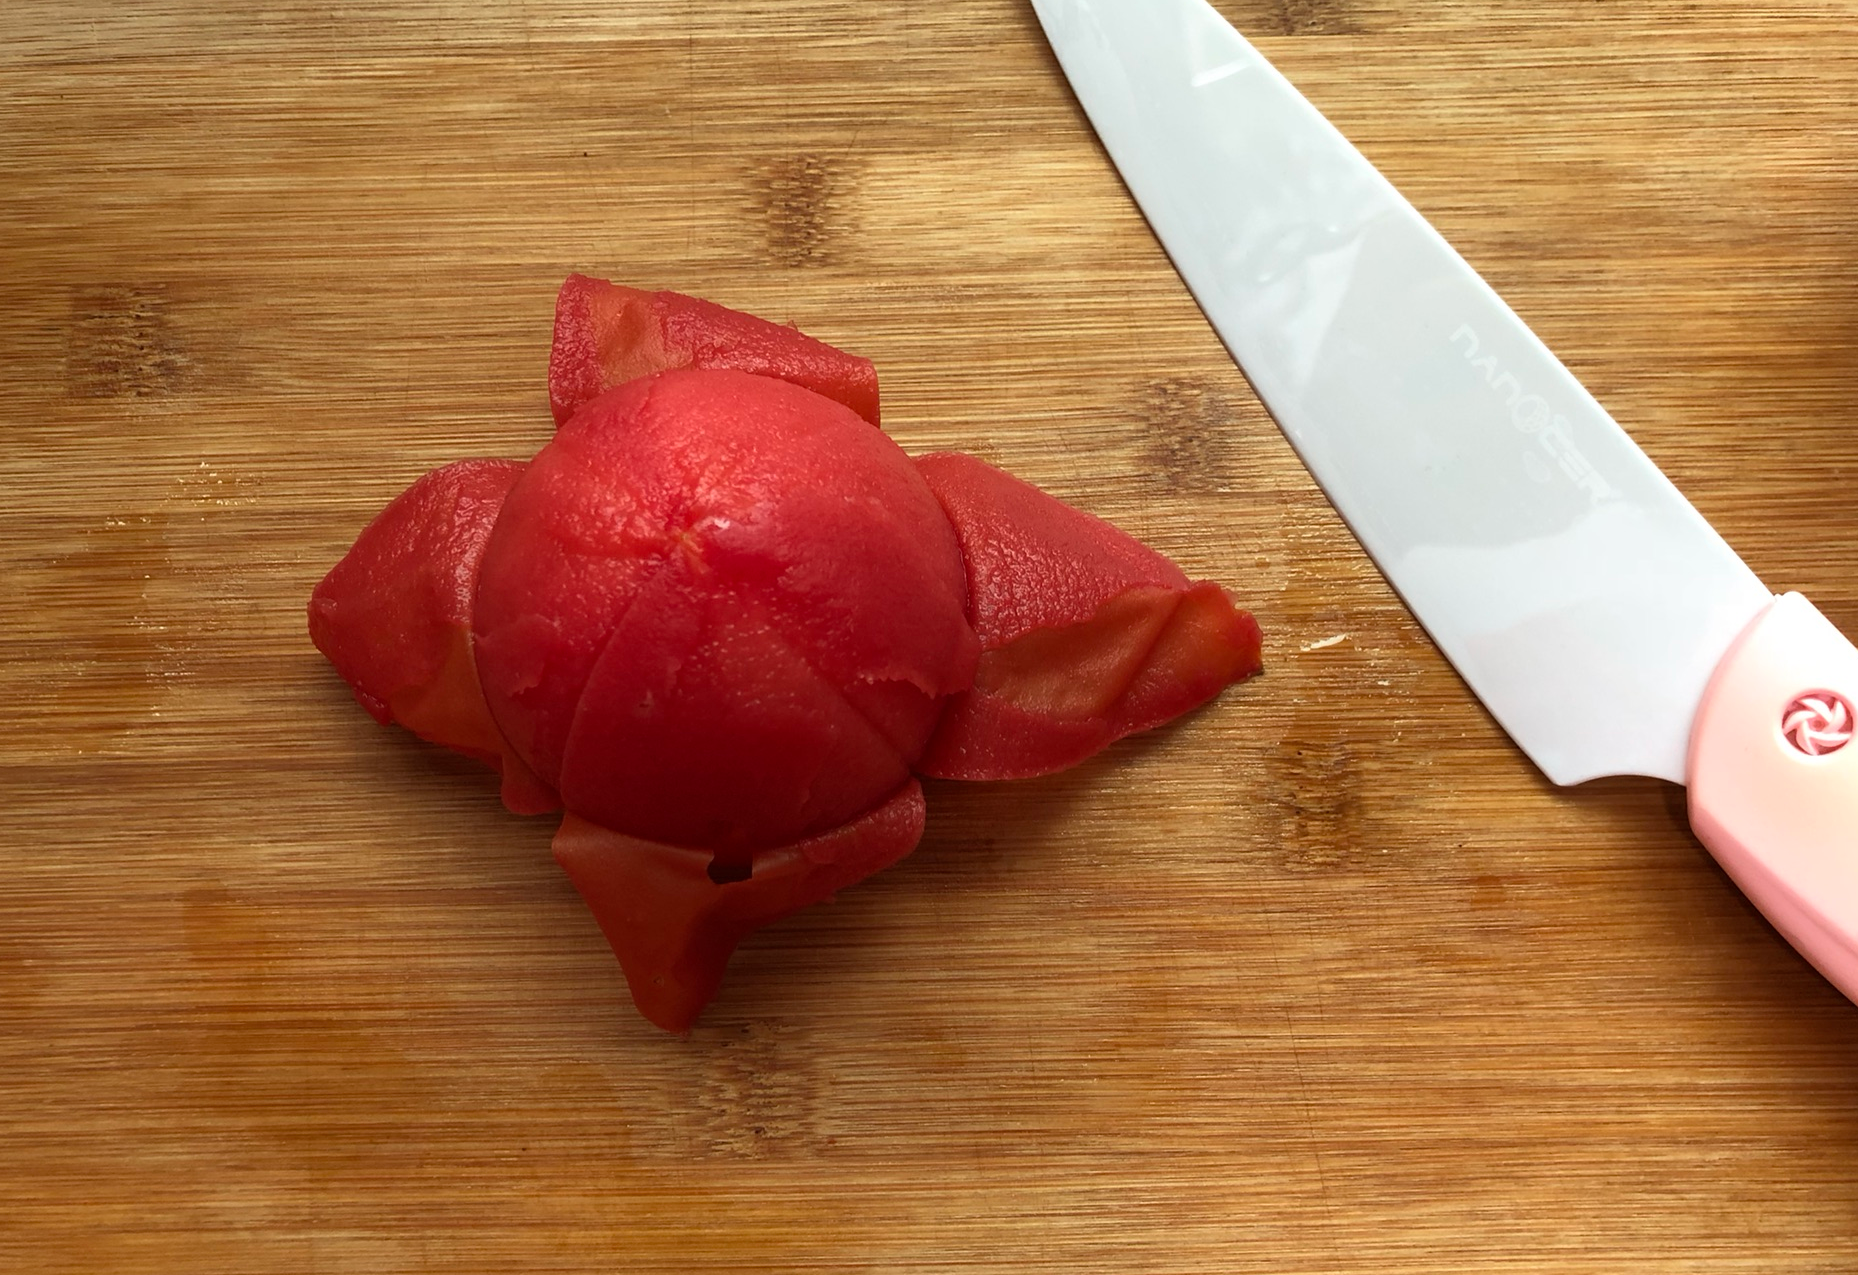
1033,0,1858,1003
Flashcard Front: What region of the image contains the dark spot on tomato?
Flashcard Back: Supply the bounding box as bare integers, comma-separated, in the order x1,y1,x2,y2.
707,855,752,885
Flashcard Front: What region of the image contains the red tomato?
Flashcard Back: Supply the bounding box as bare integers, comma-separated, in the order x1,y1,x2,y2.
310,280,1262,1032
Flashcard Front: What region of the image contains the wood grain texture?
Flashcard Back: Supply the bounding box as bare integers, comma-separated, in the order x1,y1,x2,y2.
4,1,1858,1271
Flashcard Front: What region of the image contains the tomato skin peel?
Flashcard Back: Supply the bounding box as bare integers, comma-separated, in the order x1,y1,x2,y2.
307,459,558,814
548,274,881,429
553,781,927,1034
912,452,1263,780
310,278,1262,1031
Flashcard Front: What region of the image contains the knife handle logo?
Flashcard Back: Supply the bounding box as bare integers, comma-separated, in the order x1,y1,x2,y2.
1783,691,1855,757
1451,324,1617,507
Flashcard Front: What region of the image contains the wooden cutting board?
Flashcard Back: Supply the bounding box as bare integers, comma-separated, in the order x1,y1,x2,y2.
6,2,1858,1270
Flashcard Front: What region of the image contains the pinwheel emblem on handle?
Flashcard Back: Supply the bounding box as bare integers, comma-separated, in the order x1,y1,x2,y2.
1782,691,1855,757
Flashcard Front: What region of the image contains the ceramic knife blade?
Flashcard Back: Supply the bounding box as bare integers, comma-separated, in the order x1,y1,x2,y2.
1033,0,1858,1003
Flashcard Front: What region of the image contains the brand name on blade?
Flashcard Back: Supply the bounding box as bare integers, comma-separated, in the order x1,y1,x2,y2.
1451,325,1617,506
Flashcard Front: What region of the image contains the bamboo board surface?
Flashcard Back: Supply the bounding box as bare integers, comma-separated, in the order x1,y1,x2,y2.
5,2,1858,1271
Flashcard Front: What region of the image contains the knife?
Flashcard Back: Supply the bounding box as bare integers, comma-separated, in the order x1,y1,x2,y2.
1031,0,1858,1003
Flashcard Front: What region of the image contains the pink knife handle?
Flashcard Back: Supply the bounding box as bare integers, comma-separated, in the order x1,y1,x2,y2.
1689,592,1858,1001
